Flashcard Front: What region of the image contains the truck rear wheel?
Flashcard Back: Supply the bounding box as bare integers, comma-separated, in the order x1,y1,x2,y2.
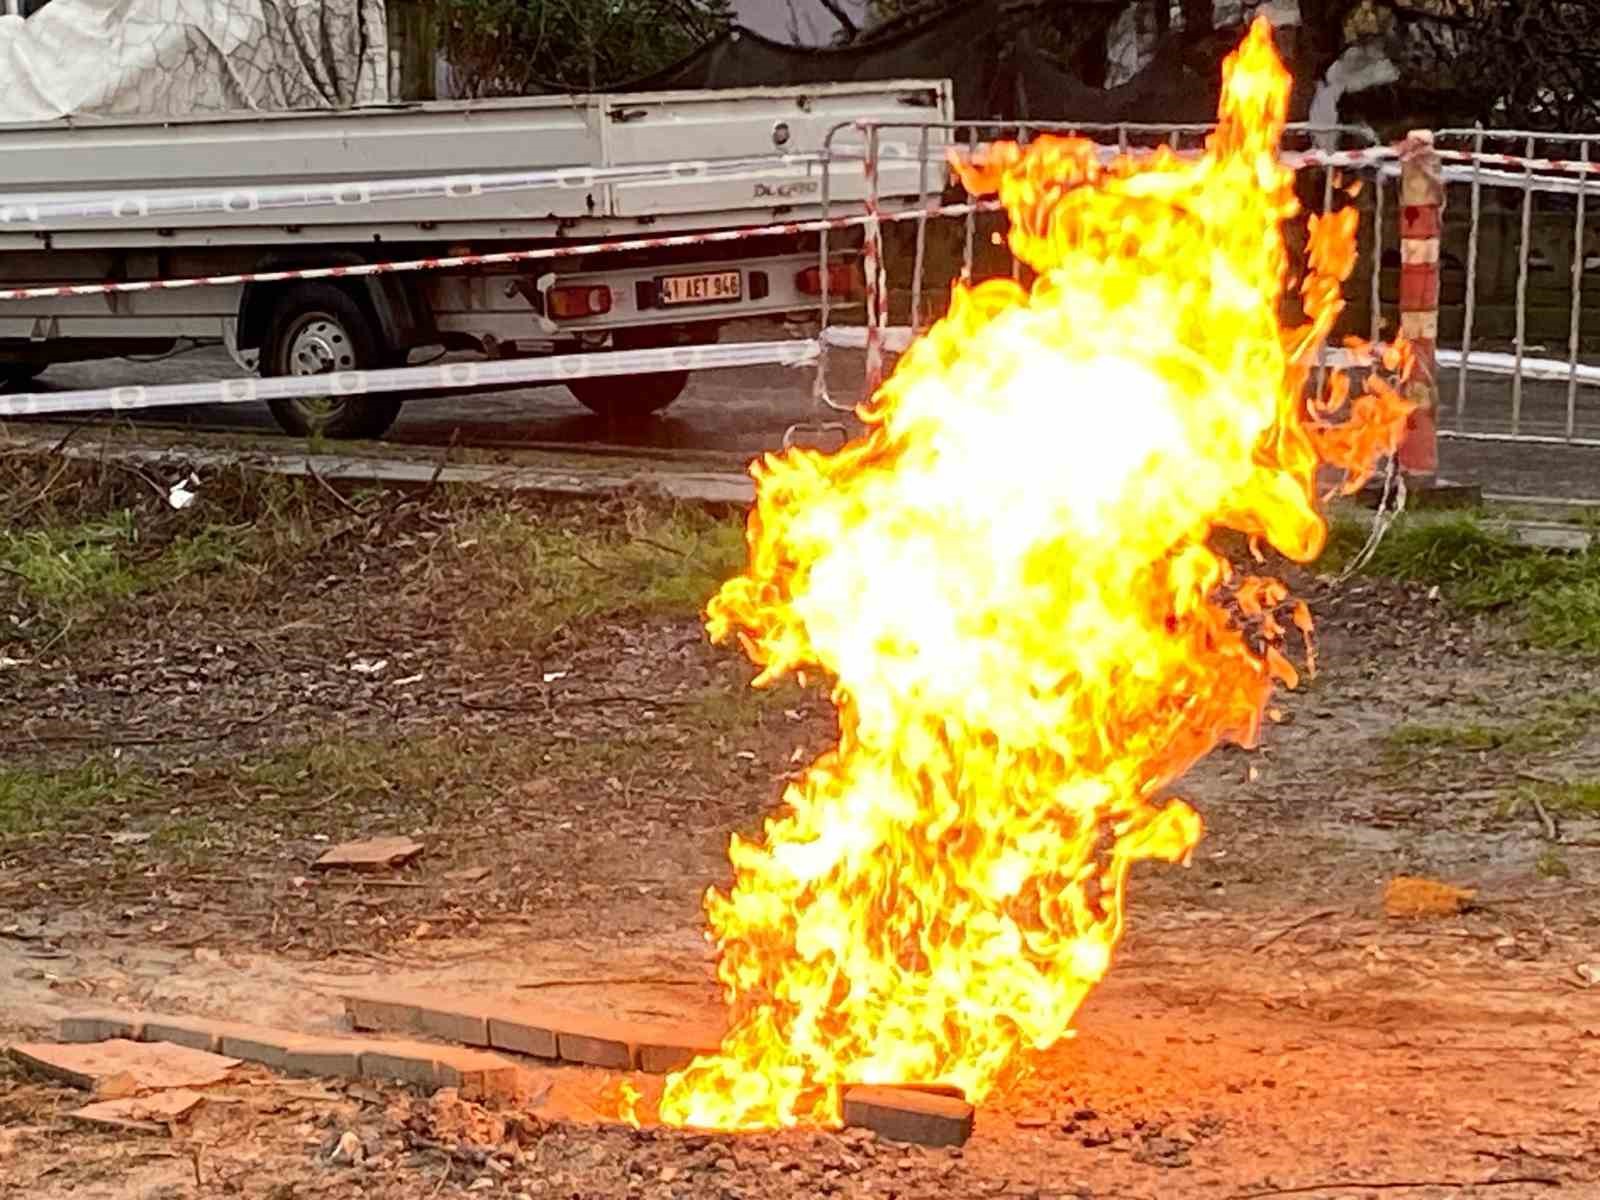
261,284,403,440
567,326,693,421
1,363,44,391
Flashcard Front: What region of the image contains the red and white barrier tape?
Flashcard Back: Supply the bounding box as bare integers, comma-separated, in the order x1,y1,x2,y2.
1435,147,1600,178
0,339,818,419
0,153,833,229
0,202,1004,302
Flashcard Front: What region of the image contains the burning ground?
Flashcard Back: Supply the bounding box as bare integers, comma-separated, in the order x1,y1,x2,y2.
1,451,1597,1199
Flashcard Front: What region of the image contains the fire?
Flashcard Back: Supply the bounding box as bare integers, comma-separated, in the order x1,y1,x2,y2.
650,18,1411,1131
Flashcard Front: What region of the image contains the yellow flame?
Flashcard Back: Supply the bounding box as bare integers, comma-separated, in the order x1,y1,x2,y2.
648,18,1411,1131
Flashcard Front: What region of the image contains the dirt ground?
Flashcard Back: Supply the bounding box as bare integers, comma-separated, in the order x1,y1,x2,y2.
2,451,1597,1200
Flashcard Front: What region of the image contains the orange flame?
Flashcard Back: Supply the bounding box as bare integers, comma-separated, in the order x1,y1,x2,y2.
651,18,1411,1131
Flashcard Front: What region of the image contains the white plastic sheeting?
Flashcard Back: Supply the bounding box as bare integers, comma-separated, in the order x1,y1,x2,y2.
0,0,388,123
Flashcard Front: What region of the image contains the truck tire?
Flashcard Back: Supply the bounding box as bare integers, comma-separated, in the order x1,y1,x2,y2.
567,326,693,421
1,363,44,391
261,284,403,440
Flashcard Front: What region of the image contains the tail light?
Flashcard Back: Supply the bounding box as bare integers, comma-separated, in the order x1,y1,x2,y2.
547,284,613,319
796,263,861,298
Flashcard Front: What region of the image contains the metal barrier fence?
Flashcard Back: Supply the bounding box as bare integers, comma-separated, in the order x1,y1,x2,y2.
1426,129,1600,447
9,118,1600,477
802,119,1392,437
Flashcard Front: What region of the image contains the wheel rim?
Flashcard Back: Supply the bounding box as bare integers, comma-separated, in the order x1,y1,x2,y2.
282,312,356,420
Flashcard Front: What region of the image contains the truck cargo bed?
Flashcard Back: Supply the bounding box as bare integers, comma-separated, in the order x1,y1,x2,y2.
0,81,952,251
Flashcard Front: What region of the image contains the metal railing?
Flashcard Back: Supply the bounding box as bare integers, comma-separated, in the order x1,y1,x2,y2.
1424,128,1600,447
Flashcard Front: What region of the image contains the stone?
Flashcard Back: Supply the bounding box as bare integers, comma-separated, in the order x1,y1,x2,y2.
842,1086,974,1148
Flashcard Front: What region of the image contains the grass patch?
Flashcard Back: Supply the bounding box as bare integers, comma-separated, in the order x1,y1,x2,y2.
1519,779,1600,818
1381,716,1568,759
1536,848,1572,879
0,513,257,640
1324,513,1600,652
0,759,158,837
457,502,747,652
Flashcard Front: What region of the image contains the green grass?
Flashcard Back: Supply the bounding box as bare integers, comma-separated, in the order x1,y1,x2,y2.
1520,779,1600,818
1324,513,1600,653
0,759,159,837
1536,848,1572,879
456,503,747,652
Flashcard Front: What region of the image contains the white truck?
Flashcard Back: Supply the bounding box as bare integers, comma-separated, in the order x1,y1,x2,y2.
0,82,952,437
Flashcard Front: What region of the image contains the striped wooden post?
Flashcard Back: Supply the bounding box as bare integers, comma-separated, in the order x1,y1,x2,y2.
1397,129,1444,478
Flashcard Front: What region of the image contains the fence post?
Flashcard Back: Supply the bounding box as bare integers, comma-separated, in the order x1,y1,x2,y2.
1397,129,1443,479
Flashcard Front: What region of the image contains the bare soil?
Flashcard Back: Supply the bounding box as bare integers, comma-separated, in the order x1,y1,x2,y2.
2,453,1597,1200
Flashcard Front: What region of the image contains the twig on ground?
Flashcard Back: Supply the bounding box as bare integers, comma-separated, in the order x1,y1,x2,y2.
49,423,85,457
306,460,367,518
572,550,613,575
514,976,708,990
2,707,276,750
1529,793,1559,841
1229,1175,1559,1199
632,534,689,558
108,459,170,503
461,693,697,713
1251,908,1343,954
419,429,460,503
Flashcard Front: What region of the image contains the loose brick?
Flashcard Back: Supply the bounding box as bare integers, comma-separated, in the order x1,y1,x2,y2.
486,1011,558,1060
344,993,424,1036
842,1086,974,1148
342,990,495,1047
556,1023,633,1071
635,1023,723,1076
414,1001,492,1047
141,1017,229,1054
58,1012,146,1044
434,1047,522,1101
218,1028,305,1071
283,1039,364,1080
359,1040,447,1091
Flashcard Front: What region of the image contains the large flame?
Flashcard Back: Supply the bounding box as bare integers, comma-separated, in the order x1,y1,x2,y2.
652,19,1411,1131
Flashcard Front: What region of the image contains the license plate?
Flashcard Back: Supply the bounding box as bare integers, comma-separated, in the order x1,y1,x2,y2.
658,270,742,305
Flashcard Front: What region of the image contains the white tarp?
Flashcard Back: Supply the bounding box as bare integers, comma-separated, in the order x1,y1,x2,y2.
0,0,388,123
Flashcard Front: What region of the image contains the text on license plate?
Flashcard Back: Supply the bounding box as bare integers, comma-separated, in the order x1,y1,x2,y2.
659,271,742,305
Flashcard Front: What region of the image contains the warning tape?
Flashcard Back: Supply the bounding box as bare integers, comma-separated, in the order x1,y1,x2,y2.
0,202,1002,302
1435,147,1600,178
0,338,818,418
0,152,829,228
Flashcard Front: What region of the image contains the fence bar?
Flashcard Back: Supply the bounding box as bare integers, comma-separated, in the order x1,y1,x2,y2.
863,122,886,397
1567,141,1589,443
1316,165,1336,401
1397,130,1443,478
1371,157,1384,343
814,127,835,412
1511,134,1537,434
910,125,931,332
1456,127,1485,430
962,128,978,284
